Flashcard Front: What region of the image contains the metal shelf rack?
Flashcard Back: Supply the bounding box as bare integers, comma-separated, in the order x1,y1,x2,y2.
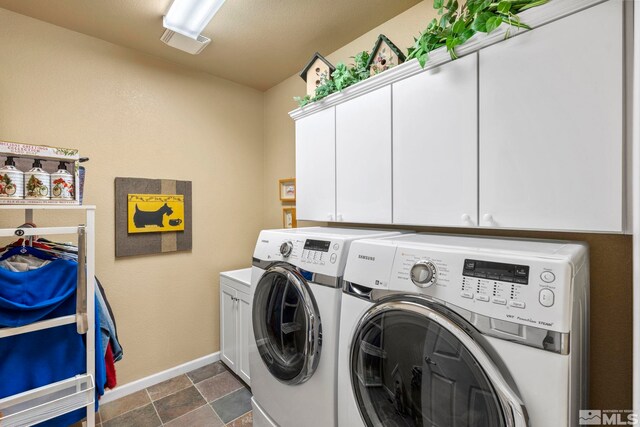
0,205,96,427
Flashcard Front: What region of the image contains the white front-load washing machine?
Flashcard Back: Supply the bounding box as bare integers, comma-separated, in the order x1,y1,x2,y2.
249,227,406,427
338,233,589,427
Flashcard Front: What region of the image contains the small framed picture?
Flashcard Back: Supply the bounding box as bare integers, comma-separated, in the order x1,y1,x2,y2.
279,178,296,202
282,207,297,229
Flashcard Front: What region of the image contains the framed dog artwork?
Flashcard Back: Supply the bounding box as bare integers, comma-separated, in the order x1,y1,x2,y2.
127,194,185,233
115,177,192,257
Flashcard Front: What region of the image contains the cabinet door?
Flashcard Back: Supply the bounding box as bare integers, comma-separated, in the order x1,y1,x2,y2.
237,291,252,386
295,107,336,222
479,0,623,232
220,283,237,371
336,87,392,223
393,53,478,227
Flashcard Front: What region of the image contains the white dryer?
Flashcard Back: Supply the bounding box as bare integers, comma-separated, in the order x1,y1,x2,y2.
250,227,406,427
338,233,589,427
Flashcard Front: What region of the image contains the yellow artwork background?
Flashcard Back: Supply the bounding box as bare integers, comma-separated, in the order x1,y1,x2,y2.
127,194,185,233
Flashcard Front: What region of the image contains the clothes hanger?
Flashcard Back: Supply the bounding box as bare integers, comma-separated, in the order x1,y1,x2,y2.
0,242,56,261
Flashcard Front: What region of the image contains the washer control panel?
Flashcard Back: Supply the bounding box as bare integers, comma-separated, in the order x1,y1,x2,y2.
300,239,335,266
253,232,345,277
345,236,588,334
398,251,571,332
344,239,580,334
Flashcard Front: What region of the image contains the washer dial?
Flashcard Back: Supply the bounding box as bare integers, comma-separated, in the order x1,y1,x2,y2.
410,260,437,288
280,241,293,257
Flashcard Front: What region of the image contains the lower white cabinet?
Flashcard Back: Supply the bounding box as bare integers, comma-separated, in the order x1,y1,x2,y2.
219,269,252,385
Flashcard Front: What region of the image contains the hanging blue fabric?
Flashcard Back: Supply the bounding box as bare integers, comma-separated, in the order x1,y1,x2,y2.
0,258,106,427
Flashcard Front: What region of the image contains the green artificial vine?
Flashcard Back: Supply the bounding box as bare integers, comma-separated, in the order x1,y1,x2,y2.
407,0,548,66
295,51,370,107
295,0,548,107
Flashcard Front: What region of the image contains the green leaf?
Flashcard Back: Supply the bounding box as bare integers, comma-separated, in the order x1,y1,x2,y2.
293,95,311,108
418,53,428,68
481,0,492,8
497,1,511,13
486,16,503,32
451,19,466,34
471,11,493,32
433,0,444,8
518,0,549,12
458,28,476,44
466,0,480,14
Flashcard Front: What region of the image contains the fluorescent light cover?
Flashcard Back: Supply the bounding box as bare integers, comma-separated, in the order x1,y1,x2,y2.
163,0,226,39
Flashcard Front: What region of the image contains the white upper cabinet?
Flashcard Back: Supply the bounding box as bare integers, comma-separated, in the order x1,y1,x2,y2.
295,107,336,222
336,86,393,224
292,0,627,233
393,53,478,227
479,0,624,232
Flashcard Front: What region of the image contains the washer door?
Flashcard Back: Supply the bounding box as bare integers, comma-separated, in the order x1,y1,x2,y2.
252,264,322,385
350,296,527,427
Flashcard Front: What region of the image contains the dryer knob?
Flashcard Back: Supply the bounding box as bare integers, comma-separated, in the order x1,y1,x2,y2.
410,261,437,288
280,241,293,257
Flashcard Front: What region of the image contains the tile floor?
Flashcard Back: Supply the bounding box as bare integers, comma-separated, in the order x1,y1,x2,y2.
92,361,252,426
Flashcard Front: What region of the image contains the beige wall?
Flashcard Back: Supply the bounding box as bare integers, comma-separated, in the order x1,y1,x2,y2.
0,8,264,384
262,0,633,409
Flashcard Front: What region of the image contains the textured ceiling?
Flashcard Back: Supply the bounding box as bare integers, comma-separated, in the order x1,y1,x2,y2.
0,0,422,90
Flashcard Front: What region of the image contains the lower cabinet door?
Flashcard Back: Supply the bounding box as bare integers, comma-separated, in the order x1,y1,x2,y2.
220,283,237,371
237,291,252,385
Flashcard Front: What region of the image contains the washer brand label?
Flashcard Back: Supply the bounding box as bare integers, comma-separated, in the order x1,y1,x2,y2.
516,316,537,325
358,255,375,261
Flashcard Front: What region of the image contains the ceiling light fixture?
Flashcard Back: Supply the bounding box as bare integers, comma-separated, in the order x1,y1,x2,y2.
161,0,226,55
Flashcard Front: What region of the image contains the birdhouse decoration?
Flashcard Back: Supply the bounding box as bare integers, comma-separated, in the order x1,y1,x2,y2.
366,34,406,76
299,52,336,97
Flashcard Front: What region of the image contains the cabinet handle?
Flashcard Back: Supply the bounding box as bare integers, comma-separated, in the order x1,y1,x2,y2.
337,213,343,222
483,214,497,226
328,213,334,221
461,214,473,225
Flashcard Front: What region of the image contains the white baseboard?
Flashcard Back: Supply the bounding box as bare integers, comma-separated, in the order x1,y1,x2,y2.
101,352,221,404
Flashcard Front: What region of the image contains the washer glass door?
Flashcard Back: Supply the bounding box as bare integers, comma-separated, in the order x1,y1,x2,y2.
252,265,322,385
351,297,525,427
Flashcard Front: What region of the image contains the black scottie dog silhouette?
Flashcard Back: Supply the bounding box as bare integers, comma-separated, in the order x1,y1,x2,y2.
133,203,173,228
